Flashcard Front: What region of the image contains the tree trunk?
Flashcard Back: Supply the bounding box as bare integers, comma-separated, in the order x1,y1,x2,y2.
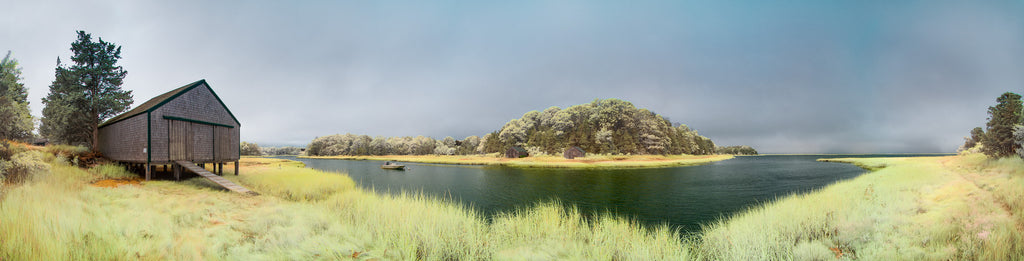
91,118,99,153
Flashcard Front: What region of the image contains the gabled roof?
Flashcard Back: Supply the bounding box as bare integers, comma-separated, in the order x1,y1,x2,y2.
98,79,240,128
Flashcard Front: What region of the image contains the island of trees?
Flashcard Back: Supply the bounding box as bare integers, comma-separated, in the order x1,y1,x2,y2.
306,98,757,157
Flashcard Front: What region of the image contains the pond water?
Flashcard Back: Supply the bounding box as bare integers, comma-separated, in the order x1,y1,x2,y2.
282,154,945,232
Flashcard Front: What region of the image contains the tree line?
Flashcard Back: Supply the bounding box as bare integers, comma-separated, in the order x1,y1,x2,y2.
958,92,1024,159
306,134,481,156
0,31,133,152
715,145,758,155
308,99,757,157
239,142,303,156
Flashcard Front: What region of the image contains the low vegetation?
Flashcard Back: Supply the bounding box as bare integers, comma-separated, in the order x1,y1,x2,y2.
3,142,1020,259
697,154,1023,259
0,144,692,260
304,154,734,169
306,99,756,158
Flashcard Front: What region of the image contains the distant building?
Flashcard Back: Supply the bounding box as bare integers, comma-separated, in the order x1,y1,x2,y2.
563,146,585,159
505,146,529,158
97,79,240,180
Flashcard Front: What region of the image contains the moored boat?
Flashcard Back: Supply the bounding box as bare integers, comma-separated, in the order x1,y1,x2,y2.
381,162,405,170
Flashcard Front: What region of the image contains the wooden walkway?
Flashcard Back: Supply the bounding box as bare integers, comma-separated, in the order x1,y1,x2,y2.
176,160,258,196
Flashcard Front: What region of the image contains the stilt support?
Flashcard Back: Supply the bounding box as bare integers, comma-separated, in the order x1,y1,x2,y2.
174,164,181,181
234,161,239,175
145,163,152,181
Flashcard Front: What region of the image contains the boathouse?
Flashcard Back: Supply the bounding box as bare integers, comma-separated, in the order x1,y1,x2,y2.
563,146,585,159
505,146,529,158
98,79,241,181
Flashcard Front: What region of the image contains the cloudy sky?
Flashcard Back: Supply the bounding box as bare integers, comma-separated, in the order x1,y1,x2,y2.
3,1,1023,153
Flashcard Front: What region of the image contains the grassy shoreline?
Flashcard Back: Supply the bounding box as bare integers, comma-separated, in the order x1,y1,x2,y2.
693,155,1024,259
300,154,735,169
2,146,1021,259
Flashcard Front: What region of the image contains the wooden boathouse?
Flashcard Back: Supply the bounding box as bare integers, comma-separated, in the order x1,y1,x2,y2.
563,146,585,159
505,146,529,158
98,79,245,193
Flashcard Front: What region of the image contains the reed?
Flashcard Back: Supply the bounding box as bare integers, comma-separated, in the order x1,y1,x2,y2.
3,148,1020,260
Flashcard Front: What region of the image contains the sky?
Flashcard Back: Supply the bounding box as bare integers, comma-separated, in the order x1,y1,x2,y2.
3,1,1023,154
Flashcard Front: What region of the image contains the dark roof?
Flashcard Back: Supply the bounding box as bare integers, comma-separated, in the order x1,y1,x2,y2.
567,146,584,152
508,146,528,153
99,79,240,128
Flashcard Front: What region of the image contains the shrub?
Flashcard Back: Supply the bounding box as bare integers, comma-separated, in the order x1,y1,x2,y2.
1,150,50,184
44,144,88,159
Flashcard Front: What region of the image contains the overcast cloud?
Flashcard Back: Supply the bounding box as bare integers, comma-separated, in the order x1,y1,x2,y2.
3,1,1023,153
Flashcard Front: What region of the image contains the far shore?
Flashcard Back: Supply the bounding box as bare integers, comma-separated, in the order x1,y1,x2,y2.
299,154,735,169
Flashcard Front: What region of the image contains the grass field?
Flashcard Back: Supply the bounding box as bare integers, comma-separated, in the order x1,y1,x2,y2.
0,153,692,260
693,155,1024,259
301,154,734,169
2,145,1021,259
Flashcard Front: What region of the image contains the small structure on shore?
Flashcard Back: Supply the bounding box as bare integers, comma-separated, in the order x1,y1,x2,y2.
563,146,585,159
98,79,241,181
505,146,529,158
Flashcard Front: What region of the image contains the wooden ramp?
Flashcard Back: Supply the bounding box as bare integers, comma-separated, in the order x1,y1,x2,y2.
176,161,258,196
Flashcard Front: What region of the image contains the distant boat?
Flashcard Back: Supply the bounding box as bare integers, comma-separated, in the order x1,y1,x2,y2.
381,162,405,170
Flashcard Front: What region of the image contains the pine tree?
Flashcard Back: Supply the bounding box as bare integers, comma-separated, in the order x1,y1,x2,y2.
40,31,132,150
981,92,1023,158
0,51,34,141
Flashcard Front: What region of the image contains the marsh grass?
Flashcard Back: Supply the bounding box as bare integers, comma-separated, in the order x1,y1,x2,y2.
4,150,1021,260
0,154,694,260
304,154,734,169
697,155,1024,260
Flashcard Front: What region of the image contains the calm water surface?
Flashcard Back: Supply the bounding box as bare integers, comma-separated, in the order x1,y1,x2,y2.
283,154,945,232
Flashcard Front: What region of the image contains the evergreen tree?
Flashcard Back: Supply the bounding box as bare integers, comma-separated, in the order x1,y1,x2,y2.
40,31,132,150
962,127,984,150
981,92,1023,158
0,51,34,141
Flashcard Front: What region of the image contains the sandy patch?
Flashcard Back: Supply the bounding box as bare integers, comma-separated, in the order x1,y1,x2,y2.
92,178,142,188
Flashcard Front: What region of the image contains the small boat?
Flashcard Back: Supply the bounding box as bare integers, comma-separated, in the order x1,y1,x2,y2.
381,162,405,170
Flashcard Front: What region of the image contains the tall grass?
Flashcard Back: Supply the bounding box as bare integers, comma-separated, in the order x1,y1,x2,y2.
696,155,1024,260
3,151,1021,259
0,154,693,260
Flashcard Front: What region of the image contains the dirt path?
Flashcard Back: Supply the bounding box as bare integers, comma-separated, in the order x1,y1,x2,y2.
938,157,1023,238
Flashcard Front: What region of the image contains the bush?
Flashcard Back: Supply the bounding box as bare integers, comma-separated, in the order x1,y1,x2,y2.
1,150,50,184
44,144,88,159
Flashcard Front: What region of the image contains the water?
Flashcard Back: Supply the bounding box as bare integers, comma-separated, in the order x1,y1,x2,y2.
283,154,946,232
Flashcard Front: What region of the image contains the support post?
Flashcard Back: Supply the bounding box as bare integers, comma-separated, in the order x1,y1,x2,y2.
174,164,181,181
145,163,151,181
217,163,223,175
234,161,239,175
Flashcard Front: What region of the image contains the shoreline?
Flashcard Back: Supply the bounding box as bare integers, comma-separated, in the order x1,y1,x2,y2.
298,154,735,169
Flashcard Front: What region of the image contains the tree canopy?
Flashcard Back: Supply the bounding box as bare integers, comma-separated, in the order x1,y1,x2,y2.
981,92,1022,158
0,51,34,141
40,31,132,149
716,145,758,155
240,142,263,156
490,99,718,155
307,99,745,157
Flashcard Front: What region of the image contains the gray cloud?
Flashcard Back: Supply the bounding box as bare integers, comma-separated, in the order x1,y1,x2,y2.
3,1,1022,153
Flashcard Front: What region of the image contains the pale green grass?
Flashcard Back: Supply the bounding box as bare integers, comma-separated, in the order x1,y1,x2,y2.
0,156,692,260
303,154,734,169
88,163,138,180
5,152,1021,260
695,155,1024,260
